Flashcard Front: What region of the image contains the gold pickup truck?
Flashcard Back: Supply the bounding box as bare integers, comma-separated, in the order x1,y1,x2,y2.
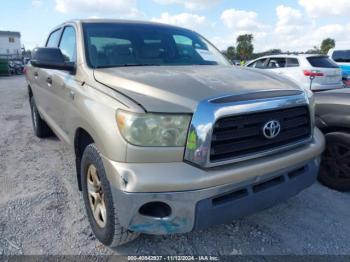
25,19,324,247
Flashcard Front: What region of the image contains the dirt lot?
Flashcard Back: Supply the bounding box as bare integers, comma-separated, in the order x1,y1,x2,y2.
1,75,350,255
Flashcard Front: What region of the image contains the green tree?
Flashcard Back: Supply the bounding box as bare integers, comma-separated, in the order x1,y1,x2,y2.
236,34,254,61
320,38,335,54
225,46,236,60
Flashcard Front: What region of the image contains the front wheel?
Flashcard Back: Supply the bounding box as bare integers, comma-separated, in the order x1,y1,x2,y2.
318,132,350,192
81,144,139,247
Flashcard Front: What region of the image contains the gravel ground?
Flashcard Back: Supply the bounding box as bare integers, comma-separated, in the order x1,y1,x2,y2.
0,76,350,256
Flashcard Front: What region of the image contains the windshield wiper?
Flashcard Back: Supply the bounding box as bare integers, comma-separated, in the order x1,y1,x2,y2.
95,63,160,69
122,63,161,67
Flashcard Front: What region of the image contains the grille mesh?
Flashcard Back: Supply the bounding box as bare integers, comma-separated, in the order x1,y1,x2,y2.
210,106,311,162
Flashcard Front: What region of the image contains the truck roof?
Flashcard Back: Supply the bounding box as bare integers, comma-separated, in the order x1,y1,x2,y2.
59,19,191,31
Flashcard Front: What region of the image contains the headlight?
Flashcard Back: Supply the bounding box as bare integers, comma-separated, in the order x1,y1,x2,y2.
116,110,191,147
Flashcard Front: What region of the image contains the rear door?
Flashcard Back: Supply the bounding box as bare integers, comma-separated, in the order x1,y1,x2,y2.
306,56,342,87
50,25,79,141
265,57,306,87
32,28,62,119
278,57,302,83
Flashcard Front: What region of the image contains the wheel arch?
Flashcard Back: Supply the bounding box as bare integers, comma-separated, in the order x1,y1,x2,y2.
74,127,95,191
320,126,350,136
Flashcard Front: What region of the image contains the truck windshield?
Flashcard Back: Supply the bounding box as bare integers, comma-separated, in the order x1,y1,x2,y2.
83,22,230,68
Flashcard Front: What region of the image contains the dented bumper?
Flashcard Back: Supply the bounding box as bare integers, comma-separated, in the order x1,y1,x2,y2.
105,129,324,235
111,156,320,234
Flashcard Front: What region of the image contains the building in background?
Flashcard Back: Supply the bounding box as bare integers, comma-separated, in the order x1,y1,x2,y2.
0,31,21,58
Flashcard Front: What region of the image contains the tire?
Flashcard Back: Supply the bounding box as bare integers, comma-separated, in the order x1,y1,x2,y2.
30,96,52,138
318,132,350,192
81,144,139,247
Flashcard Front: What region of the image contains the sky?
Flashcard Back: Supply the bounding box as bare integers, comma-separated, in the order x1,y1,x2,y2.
1,0,350,52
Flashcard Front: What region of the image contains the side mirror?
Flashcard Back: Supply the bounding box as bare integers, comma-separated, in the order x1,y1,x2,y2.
31,47,75,73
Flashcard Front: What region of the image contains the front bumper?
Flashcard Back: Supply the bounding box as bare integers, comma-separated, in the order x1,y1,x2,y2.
105,129,324,235
112,157,320,234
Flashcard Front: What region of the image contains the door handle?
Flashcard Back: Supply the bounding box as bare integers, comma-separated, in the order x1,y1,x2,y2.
46,77,53,86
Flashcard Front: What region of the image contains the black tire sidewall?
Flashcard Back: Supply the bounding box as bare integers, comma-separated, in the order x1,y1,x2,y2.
81,144,116,246
319,133,350,191
30,97,39,135
30,96,52,138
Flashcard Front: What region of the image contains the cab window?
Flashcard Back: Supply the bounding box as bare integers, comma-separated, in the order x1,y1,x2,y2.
46,29,61,47
59,26,77,62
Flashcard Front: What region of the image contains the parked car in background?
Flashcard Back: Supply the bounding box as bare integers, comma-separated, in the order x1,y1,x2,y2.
14,61,24,74
0,59,14,76
25,19,324,247
246,54,343,91
315,88,350,191
9,60,24,75
328,49,350,87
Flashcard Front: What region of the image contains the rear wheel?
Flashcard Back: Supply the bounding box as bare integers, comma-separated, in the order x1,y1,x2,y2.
318,132,350,191
81,144,139,247
30,96,52,138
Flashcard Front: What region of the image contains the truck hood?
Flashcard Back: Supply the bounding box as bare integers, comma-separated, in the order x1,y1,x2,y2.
94,65,302,113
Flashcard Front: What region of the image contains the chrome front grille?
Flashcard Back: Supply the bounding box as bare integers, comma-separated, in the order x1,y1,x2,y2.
184,90,313,168
210,106,311,162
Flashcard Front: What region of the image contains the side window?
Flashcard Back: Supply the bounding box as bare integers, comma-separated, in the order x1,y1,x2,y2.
173,35,193,46
59,26,76,62
247,59,267,68
46,29,61,47
286,58,299,67
255,58,267,68
173,35,194,57
267,58,286,69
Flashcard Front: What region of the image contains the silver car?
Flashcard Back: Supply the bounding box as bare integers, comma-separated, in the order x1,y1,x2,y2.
246,54,344,91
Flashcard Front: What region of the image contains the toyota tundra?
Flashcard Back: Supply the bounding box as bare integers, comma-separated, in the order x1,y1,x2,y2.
25,19,325,247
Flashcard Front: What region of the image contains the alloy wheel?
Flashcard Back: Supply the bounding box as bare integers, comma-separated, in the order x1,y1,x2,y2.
87,164,107,228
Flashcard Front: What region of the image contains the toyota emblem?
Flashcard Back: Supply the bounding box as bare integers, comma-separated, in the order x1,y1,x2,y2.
263,120,281,139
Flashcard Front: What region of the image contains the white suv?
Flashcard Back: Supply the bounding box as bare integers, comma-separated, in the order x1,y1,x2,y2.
246,54,343,91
